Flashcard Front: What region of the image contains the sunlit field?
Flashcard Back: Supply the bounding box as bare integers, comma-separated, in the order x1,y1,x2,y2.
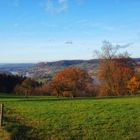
0,95,140,140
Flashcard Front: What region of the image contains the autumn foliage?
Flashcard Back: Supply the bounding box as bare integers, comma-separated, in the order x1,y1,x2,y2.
127,76,140,94
50,67,95,97
98,57,135,96
96,41,136,96
1,42,140,97
15,78,41,96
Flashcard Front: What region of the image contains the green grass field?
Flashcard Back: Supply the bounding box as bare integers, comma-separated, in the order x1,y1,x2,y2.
0,95,140,140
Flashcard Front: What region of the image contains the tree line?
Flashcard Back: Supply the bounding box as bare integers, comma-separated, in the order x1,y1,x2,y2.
0,41,140,97
0,74,26,93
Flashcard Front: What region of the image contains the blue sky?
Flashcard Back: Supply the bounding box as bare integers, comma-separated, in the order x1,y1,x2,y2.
0,0,140,63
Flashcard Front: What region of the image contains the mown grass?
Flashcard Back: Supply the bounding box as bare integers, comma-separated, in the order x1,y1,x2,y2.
0,94,140,140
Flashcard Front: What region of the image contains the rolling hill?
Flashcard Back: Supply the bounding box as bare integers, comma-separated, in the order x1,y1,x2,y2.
0,58,140,80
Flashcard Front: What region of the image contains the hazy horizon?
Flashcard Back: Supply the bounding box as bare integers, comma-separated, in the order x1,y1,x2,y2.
1,0,140,63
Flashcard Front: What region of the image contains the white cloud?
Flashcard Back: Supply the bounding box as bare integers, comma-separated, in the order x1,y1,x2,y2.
44,0,85,14
45,0,68,14
75,0,84,5
13,0,20,7
76,19,115,31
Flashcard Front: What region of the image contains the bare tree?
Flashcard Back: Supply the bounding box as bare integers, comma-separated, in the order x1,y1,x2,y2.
95,41,135,96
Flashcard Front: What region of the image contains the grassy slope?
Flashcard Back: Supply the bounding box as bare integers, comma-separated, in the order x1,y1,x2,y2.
0,95,140,140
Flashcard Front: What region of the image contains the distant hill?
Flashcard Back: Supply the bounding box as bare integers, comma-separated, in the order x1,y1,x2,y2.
36,59,98,67
30,58,140,79
0,63,34,70
0,58,140,80
0,63,34,76
24,59,99,79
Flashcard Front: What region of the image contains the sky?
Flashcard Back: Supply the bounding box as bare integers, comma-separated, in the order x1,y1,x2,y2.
0,0,140,63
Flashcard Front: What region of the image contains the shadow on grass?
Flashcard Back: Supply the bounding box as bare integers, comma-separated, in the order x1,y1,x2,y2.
7,95,139,102
4,110,40,140
1,94,139,103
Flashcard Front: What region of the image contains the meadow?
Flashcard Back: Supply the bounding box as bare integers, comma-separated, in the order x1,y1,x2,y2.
0,95,140,140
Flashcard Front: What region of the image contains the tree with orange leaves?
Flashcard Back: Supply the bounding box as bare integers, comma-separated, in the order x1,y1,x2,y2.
127,76,140,94
100,57,135,96
96,41,135,96
50,67,92,97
